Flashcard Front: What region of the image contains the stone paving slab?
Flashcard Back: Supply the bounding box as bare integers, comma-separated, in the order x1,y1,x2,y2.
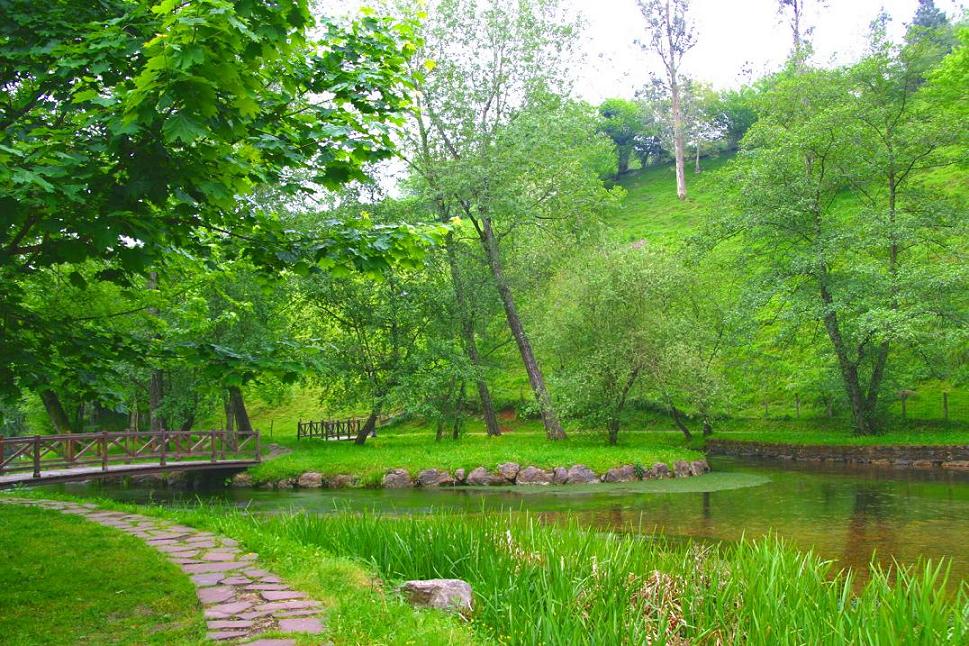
0,498,327,644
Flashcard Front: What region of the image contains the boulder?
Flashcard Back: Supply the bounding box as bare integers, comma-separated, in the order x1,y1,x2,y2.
275,478,295,489
552,466,569,484
497,462,520,482
466,466,507,486
516,466,553,485
416,468,455,487
650,463,670,479
382,469,413,488
297,472,323,488
602,464,637,483
454,468,466,484
673,461,693,478
566,464,599,484
398,579,473,616
690,460,709,476
328,474,358,488
231,472,253,488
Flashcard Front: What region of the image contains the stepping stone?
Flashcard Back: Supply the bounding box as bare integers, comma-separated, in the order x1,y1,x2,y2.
207,630,249,641
197,586,236,605
259,576,282,584
244,640,297,646
192,573,226,587
278,618,324,634
246,584,288,591
156,544,197,554
277,609,322,618
206,619,255,630
201,550,239,562
204,601,254,618
254,600,320,612
237,610,275,620
260,590,304,601
182,561,248,574
183,539,216,548
220,576,252,585
244,568,269,578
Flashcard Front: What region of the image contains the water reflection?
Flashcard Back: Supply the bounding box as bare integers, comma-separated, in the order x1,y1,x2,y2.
51,457,969,586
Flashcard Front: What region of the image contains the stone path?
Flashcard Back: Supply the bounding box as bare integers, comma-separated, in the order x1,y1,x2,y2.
1,498,326,645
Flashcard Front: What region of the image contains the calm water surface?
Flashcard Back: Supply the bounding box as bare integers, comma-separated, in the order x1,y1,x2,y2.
53,457,969,585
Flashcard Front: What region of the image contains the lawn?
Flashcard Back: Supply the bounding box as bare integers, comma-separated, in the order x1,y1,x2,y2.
250,418,703,485
711,418,969,446
0,504,204,646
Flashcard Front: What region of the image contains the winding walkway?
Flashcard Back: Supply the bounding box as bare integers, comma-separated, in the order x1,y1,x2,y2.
1,498,326,644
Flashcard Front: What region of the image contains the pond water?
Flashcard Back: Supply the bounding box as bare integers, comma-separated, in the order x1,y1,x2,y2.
51,457,969,586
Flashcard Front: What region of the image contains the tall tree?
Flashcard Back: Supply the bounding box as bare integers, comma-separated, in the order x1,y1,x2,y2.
636,0,696,200
718,31,967,435
405,0,617,440
1,0,428,402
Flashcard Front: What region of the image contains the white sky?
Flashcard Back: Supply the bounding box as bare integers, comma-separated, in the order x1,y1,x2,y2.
574,0,965,102
322,0,964,102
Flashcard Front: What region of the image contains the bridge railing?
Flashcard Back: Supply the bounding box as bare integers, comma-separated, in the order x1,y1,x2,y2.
0,430,260,478
297,417,379,441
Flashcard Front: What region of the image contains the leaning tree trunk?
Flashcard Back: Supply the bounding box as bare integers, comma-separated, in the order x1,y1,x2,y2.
670,405,693,441
227,385,252,450
694,142,701,173
607,418,621,446
445,234,501,437
40,390,73,434
670,80,688,200
478,215,566,440
355,407,381,445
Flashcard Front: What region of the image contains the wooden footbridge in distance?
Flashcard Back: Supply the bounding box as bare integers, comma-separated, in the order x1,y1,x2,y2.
0,429,260,489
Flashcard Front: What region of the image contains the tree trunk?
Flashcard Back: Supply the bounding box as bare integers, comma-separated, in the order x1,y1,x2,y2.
40,390,73,434
355,407,380,445
224,396,235,433
227,385,251,450
819,280,877,435
670,405,693,440
146,272,165,432
702,417,713,437
445,234,501,436
617,146,631,178
478,215,566,440
670,79,687,200
179,413,195,433
607,418,620,446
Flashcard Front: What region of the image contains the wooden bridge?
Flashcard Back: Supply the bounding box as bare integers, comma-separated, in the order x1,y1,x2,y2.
0,430,260,489
297,416,380,441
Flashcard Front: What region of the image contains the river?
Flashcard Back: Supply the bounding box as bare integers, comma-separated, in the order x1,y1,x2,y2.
50,457,969,586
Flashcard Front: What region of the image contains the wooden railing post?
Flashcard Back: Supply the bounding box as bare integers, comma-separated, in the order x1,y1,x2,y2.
33,435,41,478
159,430,167,466
254,431,261,462
101,432,108,471
210,430,217,463
0,435,4,475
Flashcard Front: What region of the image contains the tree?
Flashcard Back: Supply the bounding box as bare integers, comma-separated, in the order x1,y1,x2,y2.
912,0,948,29
544,243,727,443
405,0,618,440
636,0,696,200
0,0,428,401
598,98,646,178
719,31,967,435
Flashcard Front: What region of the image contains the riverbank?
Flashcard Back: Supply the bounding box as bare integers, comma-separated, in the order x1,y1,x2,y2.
245,422,705,488
707,439,969,469
3,491,966,645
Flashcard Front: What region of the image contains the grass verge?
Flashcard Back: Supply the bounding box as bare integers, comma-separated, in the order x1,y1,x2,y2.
0,503,204,645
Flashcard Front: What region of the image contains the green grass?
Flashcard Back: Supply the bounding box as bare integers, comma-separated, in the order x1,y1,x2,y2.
249,418,703,485
609,153,736,243
710,418,969,446
0,504,204,646
45,497,967,646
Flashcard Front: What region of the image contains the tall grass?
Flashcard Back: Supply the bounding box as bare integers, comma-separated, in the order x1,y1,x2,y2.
202,509,967,645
